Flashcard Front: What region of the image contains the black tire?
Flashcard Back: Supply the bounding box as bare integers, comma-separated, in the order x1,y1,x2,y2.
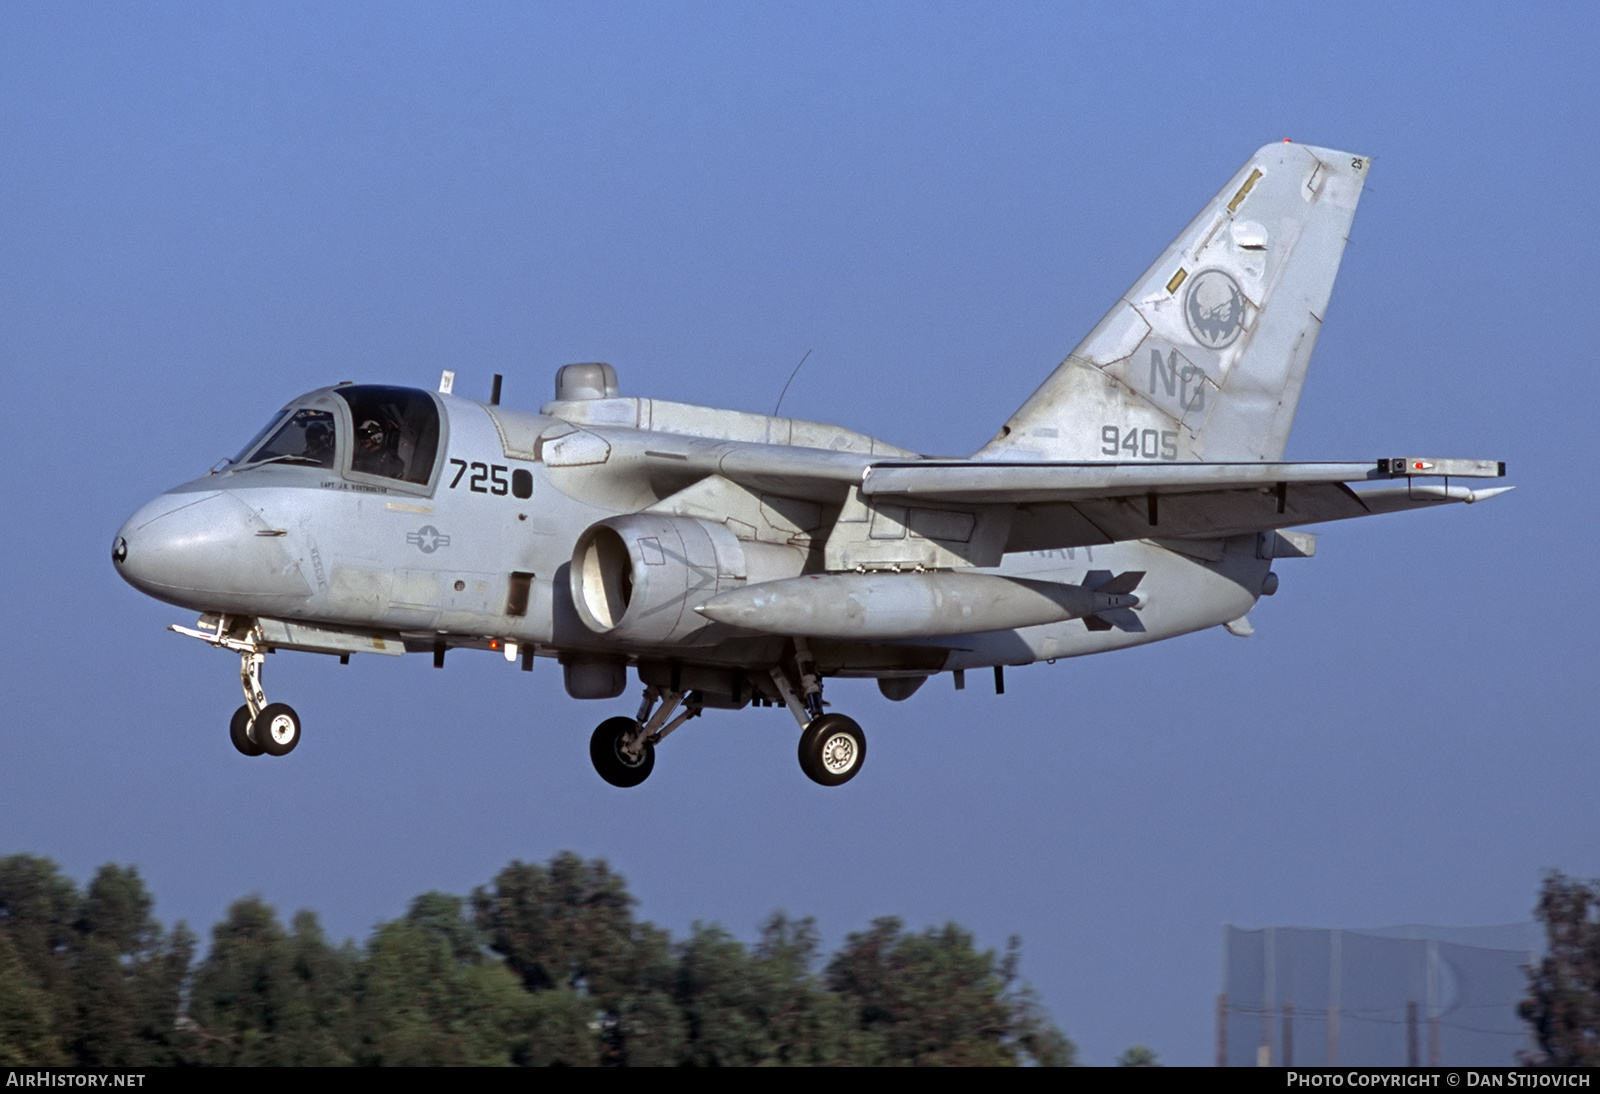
255,702,301,757
590,716,654,788
798,714,866,786
230,705,264,757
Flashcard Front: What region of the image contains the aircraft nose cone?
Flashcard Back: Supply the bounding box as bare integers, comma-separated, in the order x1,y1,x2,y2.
114,490,312,613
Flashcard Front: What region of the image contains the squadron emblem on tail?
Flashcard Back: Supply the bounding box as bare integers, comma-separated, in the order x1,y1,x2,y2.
1184,268,1247,349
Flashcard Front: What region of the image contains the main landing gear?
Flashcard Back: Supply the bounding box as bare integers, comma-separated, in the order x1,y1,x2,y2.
171,615,302,759
588,686,702,787
768,639,866,787
588,641,868,789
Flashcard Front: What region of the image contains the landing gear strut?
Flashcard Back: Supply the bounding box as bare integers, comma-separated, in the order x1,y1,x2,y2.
588,686,702,787
772,639,867,787
231,645,302,757
171,614,301,759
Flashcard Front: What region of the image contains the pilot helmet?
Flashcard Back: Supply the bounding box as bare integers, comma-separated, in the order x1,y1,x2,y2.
358,419,386,448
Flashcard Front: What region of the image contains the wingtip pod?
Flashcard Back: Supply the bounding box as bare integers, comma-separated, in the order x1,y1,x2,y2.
1350,481,1513,517
981,140,1371,464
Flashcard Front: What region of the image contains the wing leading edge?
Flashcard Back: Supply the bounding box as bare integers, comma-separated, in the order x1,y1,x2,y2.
581,427,1509,559
860,456,1509,553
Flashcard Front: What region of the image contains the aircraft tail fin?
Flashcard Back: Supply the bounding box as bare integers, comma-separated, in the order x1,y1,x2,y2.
977,142,1369,462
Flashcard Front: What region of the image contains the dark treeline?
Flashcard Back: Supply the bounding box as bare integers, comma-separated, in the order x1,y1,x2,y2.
1521,871,1600,1066
0,852,1073,1066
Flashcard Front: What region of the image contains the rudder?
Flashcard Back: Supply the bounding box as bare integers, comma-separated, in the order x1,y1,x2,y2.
978,142,1370,462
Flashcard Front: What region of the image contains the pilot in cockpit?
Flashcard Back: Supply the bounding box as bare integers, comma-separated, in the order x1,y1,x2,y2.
303,420,336,467
356,418,405,479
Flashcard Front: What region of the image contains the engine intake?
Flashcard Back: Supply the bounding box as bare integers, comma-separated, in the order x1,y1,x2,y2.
571,514,749,644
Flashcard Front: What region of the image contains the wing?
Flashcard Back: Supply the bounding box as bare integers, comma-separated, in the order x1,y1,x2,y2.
858,457,1510,552
562,425,1507,563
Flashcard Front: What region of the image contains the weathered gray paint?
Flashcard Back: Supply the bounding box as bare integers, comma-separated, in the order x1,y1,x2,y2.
111,142,1505,781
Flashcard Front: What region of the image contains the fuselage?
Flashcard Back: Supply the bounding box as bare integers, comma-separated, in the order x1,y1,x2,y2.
114,383,1268,688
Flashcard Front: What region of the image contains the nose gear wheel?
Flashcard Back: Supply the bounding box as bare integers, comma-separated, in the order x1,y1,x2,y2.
230,705,264,757
255,702,302,756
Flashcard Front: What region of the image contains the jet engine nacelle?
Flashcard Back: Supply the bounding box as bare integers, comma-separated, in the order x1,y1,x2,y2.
571,513,752,645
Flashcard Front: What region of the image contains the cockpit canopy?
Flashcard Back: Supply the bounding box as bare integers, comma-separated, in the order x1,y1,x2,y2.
231,385,442,487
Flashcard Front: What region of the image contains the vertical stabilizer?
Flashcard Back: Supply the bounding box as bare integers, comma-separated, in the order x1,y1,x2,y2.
978,142,1369,462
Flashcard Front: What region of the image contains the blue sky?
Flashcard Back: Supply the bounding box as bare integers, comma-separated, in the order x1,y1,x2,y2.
3,2,1596,1065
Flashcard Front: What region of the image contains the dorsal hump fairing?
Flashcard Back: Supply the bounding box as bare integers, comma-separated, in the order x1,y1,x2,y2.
978,142,1370,463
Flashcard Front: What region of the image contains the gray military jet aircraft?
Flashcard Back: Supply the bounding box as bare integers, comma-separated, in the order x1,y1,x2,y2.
113,141,1506,787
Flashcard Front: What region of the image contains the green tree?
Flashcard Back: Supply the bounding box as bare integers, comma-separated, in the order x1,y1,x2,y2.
3,852,1079,1068
65,865,193,1066
673,914,855,1065
404,890,489,964
515,988,600,1067
826,918,1074,1066
473,853,680,1065
1118,1045,1160,1066
352,896,528,1066
186,898,356,1065
0,855,79,1010
0,857,192,1066
0,930,64,1065
473,854,646,996
1521,872,1600,1065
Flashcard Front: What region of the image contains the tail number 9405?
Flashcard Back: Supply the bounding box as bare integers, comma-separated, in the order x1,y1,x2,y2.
1101,426,1178,461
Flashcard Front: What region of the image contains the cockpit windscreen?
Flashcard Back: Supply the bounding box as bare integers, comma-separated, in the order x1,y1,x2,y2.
238,408,338,469
230,410,289,466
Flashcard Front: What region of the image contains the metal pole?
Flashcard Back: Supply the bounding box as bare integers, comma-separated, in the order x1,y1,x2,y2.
1407,1000,1419,1067
1427,940,1441,1066
1217,993,1228,1067
1328,929,1341,1066
1283,1001,1294,1067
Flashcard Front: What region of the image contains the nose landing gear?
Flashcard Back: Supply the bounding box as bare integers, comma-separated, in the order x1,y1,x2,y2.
172,614,302,759
226,647,302,758
228,631,301,757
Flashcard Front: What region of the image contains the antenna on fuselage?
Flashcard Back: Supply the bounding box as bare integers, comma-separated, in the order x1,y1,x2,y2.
438,369,456,395
772,348,813,417
490,374,503,405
